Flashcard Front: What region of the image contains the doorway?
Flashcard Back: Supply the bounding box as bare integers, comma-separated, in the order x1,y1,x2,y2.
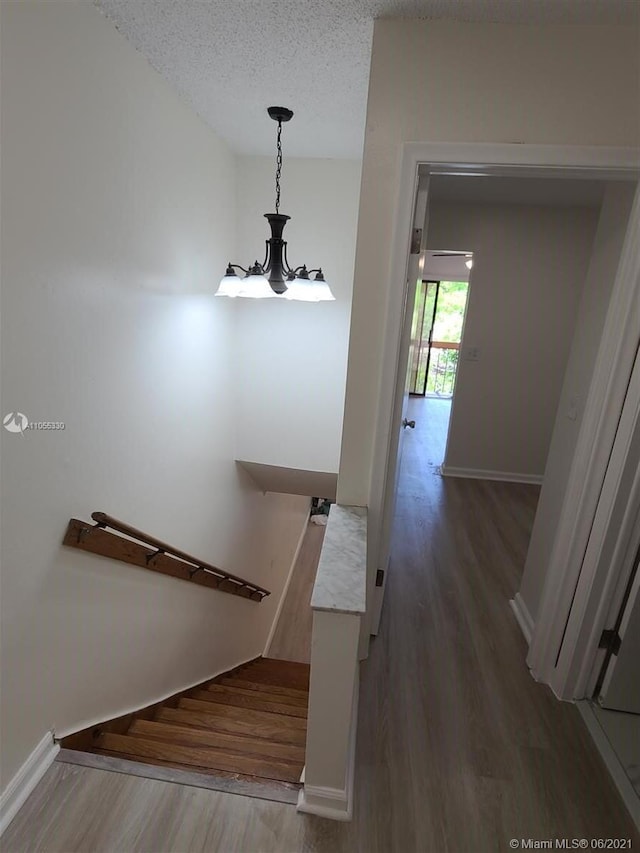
367,144,639,663
409,278,469,398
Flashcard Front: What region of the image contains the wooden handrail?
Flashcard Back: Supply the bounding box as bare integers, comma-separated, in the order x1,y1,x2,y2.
62,511,270,601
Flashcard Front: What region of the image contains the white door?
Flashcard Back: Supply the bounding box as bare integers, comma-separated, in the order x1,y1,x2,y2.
596,348,640,713
370,174,430,634
599,550,640,713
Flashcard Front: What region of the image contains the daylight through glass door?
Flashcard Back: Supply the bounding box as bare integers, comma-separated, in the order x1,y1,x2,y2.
409,280,468,397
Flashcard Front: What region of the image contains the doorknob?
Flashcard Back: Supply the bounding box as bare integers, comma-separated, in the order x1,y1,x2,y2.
403,418,416,429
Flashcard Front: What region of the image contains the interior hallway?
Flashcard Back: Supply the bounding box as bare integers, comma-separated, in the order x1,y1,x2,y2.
4,399,638,851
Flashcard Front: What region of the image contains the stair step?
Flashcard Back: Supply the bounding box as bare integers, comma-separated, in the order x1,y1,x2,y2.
128,719,305,763
240,658,311,690
157,706,306,746
219,676,308,700
260,658,310,672
93,746,297,790
190,689,307,718
247,658,310,679
236,667,310,691
204,683,308,708
178,697,307,730
98,733,303,784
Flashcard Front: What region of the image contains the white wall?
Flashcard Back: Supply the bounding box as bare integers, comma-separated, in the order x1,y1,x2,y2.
519,182,637,623
0,1,309,788
233,156,361,473
427,201,599,478
338,19,640,505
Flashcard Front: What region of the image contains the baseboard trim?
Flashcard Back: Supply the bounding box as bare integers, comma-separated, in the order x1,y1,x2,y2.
510,593,535,646
297,783,352,821
0,732,59,836
264,513,309,656
577,701,640,830
440,465,543,485
297,666,359,822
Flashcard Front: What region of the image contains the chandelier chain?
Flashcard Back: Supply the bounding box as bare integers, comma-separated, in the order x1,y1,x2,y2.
275,120,282,214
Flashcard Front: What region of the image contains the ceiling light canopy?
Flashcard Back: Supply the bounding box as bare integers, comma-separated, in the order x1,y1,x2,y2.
215,107,334,302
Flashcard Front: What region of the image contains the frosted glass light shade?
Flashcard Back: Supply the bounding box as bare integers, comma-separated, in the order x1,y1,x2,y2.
238,273,276,299
312,279,335,301
215,274,242,297
284,277,318,302
284,275,335,302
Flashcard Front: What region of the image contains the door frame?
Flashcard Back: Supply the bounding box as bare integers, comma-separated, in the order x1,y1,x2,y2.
555,343,640,701
367,174,430,643
371,141,639,698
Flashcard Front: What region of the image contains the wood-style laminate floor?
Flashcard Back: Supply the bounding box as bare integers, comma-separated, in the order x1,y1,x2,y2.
4,397,638,852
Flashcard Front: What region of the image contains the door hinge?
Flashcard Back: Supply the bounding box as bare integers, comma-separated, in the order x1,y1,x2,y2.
410,228,422,255
375,569,385,587
599,628,622,656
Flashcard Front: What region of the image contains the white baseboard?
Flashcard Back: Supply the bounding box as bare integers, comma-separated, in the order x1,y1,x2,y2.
297,667,359,822
0,732,59,836
510,593,535,645
440,465,543,485
577,701,640,830
297,783,353,821
264,513,309,657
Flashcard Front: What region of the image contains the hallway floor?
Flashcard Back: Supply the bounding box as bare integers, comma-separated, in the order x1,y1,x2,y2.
4,398,638,851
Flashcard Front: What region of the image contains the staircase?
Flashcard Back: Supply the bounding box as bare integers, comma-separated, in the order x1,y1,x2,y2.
60,657,310,789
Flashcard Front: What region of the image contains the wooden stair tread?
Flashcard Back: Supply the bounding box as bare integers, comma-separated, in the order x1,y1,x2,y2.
245,658,309,674
219,676,308,699
156,706,306,746
235,669,310,690
258,658,310,673
98,733,303,784
178,697,307,729
245,659,310,679
203,683,308,708
128,719,305,762
190,689,307,718
62,657,311,788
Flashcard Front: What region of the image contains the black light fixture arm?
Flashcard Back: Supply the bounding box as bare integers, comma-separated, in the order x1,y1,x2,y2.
225,262,249,276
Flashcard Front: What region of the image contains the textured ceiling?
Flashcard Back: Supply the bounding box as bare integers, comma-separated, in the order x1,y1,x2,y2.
95,0,639,159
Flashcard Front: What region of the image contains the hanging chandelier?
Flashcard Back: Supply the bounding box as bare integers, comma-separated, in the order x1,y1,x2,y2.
215,107,335,302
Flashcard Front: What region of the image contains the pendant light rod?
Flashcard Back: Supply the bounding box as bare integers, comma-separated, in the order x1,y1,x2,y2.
267,106,293,215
